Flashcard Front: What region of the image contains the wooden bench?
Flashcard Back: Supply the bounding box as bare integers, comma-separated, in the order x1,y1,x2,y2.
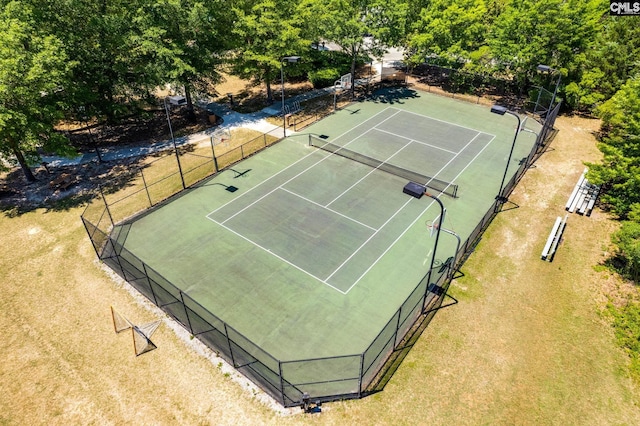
49,173,76,191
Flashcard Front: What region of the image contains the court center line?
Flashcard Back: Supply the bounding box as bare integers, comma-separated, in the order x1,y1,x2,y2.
213,110,407,225
387,106,496,137
424,131,484,188
372,127,459,155
325,196,415,283
325,136,416,208
279,187,378,232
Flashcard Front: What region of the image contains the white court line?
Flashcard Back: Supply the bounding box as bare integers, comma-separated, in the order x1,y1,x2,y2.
424,131,484,187
325,136,415,208
324,197,415,283
206,106,497,295
210,218,349,294
207,110,395,223
341,131,497,294
387,106,496,137
207,107,401,220
372,127,459,155
279,187,377,231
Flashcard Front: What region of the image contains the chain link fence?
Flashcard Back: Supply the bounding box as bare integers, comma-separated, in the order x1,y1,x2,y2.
81,78,561,407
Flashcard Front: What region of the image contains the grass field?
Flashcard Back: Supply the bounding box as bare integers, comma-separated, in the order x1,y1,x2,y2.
2,114,640,424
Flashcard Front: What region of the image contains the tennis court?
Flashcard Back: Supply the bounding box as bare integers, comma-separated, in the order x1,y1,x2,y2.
110,87,541,402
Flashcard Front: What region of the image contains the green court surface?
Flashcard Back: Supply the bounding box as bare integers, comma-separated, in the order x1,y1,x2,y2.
117,88,540,362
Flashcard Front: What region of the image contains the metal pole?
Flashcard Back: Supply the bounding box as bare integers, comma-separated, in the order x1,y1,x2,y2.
164,97,186,189
438,227,461,279
549,73,561,116
491,106,521,207
281,62,286,138
422,193,445,313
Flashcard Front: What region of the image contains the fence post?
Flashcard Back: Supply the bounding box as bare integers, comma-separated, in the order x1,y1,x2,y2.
209,136,217,173
99,185,115,227
279,362,286,406
140,168,153,207
180,291,195,335
358,354,365,397
142,263,159,306
224,323,236,367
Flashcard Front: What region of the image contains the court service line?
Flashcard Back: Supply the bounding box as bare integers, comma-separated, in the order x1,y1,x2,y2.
210,219,349,295
212,109,408,225
342,131,497,293
325,137,416,208
373,127,459,155
424,131,484,187
206,107,402,220
388,106,496,137
278,187,378,232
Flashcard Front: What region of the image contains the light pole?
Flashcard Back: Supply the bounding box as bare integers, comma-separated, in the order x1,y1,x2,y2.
164,95,187,189
490,105,521,208
438,227,461,280
281,56,300,138
422,192,446,313
536,64,561,117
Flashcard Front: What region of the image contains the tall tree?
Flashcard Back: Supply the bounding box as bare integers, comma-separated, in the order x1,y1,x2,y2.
0,1,74,182
405,0,488,68
488,0,602,94
231,0,309,104
298,0,408,95
565,16,640,112
131,0,231,117
586,75,640,217
25,0,155,122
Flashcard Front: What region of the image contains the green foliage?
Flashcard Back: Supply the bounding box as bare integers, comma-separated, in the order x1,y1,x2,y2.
566,16,640,112
587,76,640,217
406,0,488,67
230,0,309,103
298,0,407,90
489,0,601,94
608,301,640,381
611,221,640,282
308,68,340,89
0,1,74,181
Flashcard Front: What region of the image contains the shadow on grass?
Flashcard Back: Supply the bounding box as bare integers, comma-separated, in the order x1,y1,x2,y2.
0,156,147,218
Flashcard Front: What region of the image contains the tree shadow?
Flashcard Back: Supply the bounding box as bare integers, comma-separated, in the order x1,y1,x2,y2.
0,155,147,217
368,86,421,105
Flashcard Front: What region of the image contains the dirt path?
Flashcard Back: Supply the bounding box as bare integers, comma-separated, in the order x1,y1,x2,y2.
1,114,639,425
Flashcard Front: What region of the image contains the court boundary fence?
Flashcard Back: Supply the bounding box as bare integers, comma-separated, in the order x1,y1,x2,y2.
81,88,560,408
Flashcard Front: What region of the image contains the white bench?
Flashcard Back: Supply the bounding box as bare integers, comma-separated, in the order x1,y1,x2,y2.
541,215,568,261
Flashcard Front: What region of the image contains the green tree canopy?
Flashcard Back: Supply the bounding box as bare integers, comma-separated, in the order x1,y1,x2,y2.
299,0,407,93
0,1,74,182
231,0,309,104
565,16,640,112
488,0,601,93
586,75,640,217
406,0,488,68
131,0,231,116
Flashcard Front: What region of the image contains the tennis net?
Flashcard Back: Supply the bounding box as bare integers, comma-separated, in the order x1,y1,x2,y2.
309,135,458,198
